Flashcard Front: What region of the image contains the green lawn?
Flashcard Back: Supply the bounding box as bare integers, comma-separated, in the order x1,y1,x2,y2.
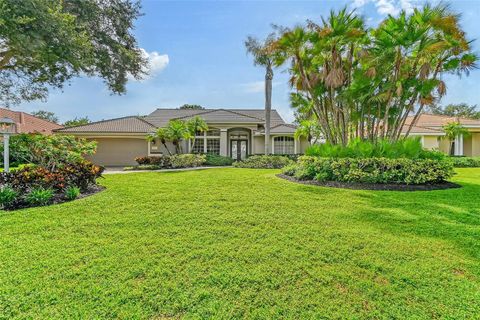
1,168,479,319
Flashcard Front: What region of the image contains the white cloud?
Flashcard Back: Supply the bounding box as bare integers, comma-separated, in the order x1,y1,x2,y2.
129,48,169,81
350,0,418,16
241,81,280,93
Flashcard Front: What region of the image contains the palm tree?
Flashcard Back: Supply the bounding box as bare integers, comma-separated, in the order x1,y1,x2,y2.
166,120,190,154
186,116,208,153
245,34,276,154
148,128,172,155
443,122,470,155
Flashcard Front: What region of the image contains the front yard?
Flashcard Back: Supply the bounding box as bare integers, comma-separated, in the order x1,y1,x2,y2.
1,168,479,318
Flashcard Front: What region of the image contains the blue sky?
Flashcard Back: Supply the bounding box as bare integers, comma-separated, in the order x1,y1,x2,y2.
18,0,480,123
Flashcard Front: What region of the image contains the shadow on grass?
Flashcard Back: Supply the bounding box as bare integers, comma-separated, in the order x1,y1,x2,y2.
349,182,480,262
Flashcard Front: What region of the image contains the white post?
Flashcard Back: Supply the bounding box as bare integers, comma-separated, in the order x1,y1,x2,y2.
294,137,298,154
4,133,9,173
454,134,464,156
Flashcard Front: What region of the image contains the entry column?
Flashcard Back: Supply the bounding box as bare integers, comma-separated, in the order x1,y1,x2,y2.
220,129,228,156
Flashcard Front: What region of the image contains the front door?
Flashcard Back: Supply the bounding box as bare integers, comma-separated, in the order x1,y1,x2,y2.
231,140,248,161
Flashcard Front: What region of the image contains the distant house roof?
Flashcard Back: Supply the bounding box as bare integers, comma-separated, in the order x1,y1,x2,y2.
403,114,480,135
55,116,156,134
0,108,63,134
55,108,292,134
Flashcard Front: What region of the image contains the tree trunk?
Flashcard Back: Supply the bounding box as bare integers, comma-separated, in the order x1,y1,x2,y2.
265,64,273,155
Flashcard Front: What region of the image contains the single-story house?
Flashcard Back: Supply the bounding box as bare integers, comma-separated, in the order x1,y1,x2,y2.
55,108,309,166
0,108,63,134
54,108,480,167
403,113,480,157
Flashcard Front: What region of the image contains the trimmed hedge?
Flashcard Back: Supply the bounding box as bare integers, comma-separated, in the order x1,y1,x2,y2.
204,154,234,166
449,157,480,168
283,156,454,185
233,155,293,169
132,154,206,170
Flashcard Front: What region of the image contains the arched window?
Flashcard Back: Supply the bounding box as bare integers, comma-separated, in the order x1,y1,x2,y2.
274,136,294,154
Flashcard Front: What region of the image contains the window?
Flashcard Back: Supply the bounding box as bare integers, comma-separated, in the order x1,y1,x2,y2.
192,139,204,153
207,138,220,155
274,136,294,154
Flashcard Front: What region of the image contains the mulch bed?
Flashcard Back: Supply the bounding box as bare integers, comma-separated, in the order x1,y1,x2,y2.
277,174,462,192
3,185,106,211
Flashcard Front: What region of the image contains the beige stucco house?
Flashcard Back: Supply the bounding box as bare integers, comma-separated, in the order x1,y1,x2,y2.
403,113,480,156
55,108,309,166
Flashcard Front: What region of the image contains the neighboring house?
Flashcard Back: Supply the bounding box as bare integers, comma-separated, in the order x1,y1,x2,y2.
0,108,63,134
55,108,309,166
403,113,480,156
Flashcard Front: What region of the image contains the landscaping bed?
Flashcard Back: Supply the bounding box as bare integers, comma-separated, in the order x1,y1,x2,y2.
277,173,461,191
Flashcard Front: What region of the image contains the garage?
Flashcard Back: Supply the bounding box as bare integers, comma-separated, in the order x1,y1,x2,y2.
85,137,148,167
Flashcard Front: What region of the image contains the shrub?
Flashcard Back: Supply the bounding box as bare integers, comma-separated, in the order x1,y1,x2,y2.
25,187,54,206
170,154,206,168
124,165,161,171
135,156,166,166
65,186,81,201
306,138,444,160
283,156,454,185
0,186,18,209
449,157,480,168
233,155,293,169
0,161,103,192
204,154,234,166
1,133,97,170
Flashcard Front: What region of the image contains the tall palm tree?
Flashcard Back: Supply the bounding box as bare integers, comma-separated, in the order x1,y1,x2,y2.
149,128,172,155
245,34,276,154
166,120,190,154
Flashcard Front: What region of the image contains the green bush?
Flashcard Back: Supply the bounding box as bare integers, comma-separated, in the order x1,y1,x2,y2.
449,157,480,168
204,154,234,166
1,133,97,170
25,187,54,206
306,138,444,160
65,186,81,201
283,156,454,185
135,156,170,167
233,155,293,169
170,154,206,168
0,186,18,209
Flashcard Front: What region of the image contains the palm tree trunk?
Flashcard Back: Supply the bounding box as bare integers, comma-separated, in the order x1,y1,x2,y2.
265,64,273,155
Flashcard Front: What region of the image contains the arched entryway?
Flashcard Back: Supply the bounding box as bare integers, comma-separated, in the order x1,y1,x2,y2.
228,128,250,161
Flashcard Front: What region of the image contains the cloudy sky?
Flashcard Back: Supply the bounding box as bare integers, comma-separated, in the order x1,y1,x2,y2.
17,0,480,123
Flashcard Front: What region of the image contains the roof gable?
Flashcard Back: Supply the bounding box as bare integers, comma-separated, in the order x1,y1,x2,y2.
55,116,155,134
0,108,63,134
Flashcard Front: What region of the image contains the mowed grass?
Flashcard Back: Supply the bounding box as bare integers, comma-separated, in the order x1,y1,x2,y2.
1,168,480,319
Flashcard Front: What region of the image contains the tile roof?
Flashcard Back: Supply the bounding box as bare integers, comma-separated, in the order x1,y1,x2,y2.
406,114,480,128
55,116,156,133
0,108,63,134
269,123,297,134
146,108,286,127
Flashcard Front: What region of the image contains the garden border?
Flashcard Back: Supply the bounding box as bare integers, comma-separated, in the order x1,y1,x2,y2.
277,174,462,192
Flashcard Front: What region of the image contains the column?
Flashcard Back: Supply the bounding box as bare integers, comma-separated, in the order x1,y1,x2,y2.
294,137,298,154
251,129,255,155
454,134,464,156
220,129,228,156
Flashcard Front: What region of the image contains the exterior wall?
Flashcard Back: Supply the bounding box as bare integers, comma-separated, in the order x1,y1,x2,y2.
422,136,440,150
463,135,473,157
253,136,265,154
471,133,480,157
438,138,451,155
299,138,309,154
86,137,148,166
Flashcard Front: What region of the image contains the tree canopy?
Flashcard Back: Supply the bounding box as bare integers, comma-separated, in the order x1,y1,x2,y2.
31,110,59,124
0,0,147,105
429,103,480,119
64,117,91,128
179,104,205,110
266,4,477,145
